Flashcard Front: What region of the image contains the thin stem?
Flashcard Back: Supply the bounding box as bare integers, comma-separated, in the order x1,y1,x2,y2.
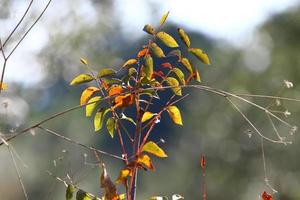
37,126,124,160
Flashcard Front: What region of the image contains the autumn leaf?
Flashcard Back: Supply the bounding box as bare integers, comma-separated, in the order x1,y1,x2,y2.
137,154,155,170
165,77,182,96
122,59,137,68
116,168,132,185
0,82,7,91
80,86,100,105
189,48,210,65
261,191,273,200
144,54,154,80
156,32,179,48
177,28,191,48
200,154,206,169
80,58,88,65
137,48,148,58
97,68,116,78
143,24,155,35
194,70,201,82
100,163,118,200
66,184,75,200
150,43,165,58
181,57,193,73
108,85,124,96
70,74,94,86
86,96,101,117
106,118,116,138
172,68,185,85
161,62,172,69
166,105,183,125
113,94,135,109
160,11,170,26
94,108,110,131
142,112,157,123
142,141,168,158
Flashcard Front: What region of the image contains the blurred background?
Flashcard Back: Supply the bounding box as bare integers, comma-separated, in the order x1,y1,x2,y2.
1,0,300,199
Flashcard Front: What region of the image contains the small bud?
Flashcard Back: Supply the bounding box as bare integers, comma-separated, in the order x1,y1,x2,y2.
284,80,293,88
289,126,298,135
30,129,36,136
275,99,281,106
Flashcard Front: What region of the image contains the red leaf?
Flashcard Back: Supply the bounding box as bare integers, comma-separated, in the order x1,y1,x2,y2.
161,62,172,69
200,154,206,169
262,191,273,200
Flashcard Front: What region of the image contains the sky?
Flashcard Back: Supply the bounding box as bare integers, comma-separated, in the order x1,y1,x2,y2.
1,0,300,85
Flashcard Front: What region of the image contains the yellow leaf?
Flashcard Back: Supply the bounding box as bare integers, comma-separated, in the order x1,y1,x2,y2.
97,68,116,78
86,96,101,117
80,58,88,65
94,108,110,131
116,168,132,184
150,43,165,58
195,70,201,82
142,112,156,123
189,48,211,65
142,141,168,158
165,77,182,96
137,154,155,170
172,68,185,85
166,105,183,125
181,57,193,73
70,74,94,86
80,86,100,106
122,59,137,68
177,28,191,48
160,11,170,26
144,54,153,80
143,24,155,35
0,82,7,91
156,32,179,48
106,118,116,138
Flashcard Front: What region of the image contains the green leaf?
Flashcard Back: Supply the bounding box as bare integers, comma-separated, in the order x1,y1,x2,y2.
66,184,75,200
70,74,94,86
166,105,183,125
142,141,168,158
150,43,165,58
128,67,137,76
156,32,179,48
142,112,157,123
97,68,116,78
172,68,185,85
189,48,210,65
94,108,110,132
181,57,193,73
76,190,92,200
165,77,182,96
177,28,191,48
144,54,153,80
143,24,155,35
86,96,101,117
160,11,170,26
120,114,136,125
106,118,116,138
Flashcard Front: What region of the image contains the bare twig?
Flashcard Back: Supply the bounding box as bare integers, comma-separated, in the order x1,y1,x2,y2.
37,126,125,160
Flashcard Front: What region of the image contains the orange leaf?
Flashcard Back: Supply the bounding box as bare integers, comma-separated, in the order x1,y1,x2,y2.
161,62,172,69
113,94,135,109
116,168,132,185
137,48,148,58
108,85,124,96
100,79,109,90
200,154,206,169
137,154,155,170
262,191,273,200
80,86,99,105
